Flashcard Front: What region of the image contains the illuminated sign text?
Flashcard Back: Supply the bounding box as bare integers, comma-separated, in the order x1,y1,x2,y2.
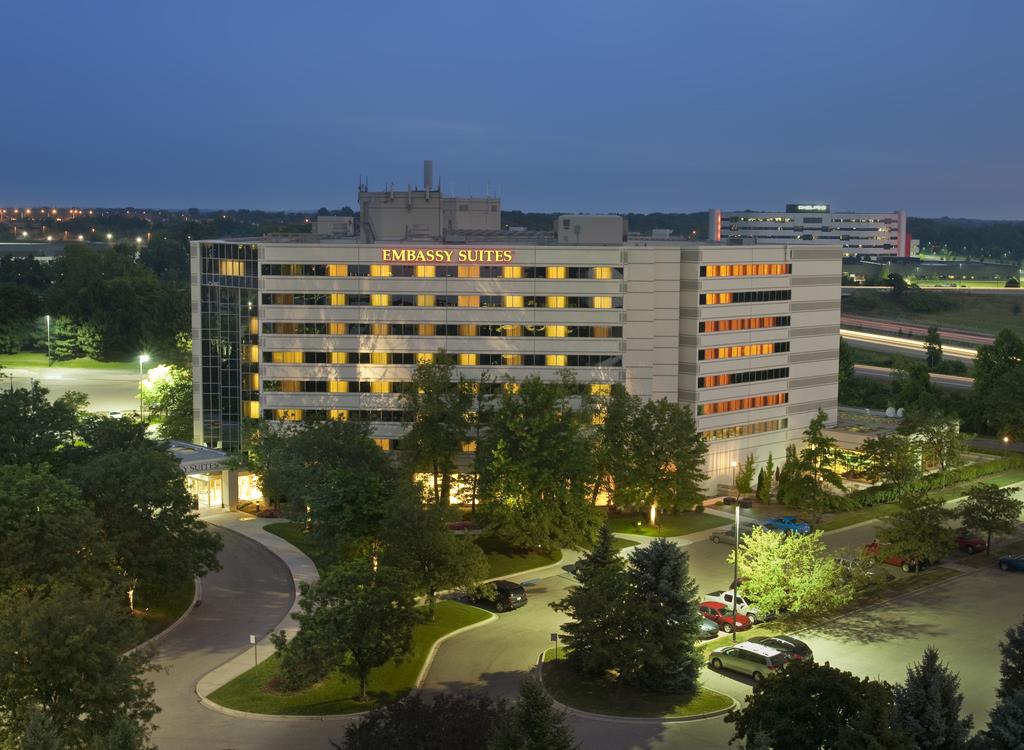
381,248,514,264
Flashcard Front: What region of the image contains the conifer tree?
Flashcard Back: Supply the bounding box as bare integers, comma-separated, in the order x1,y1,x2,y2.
893,647,972,750
980,690,1024,750
997,620,1024,700
489,676,579,750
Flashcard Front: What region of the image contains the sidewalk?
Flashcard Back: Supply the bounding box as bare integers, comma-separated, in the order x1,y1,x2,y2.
195,512,319,702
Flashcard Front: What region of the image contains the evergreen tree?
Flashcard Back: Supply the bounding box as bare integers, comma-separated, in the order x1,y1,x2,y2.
980,690,1024,750
619,539,703,694
997,620,1024,701
893,647,972,750
735,453,757,499
550,526,629,677
925,325,944,370
489,676,579,750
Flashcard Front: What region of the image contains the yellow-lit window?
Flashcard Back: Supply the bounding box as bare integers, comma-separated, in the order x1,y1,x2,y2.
503,354,523,366
418,324,436,336
329,381,349,393
458,295,480,307
461,441,477,453
271,351,301,363
458,324,477,336
244,400,260,419
329,409,348,420
547,296,567,308
244,345,259,363
504,325,523,337
459,353,478,366
218,259,245,276
249,317,259,335
247,374,260,390
593,326,612,338
370,264,391,277
370,352,388,365
274,409,303,421
330,352,349,364
417,294,435,307
328,264,347,276
330,293,346,306
592,296,612,309
546,325,567,337
546,354,567,366
547,266,566,279
371,323,389,336
415,265,435,278
416,352,435,364
503,266,523,279
590,383,612,396
373,438,392,450
328,323,347,335
458,266,480,278
371,294,389,306
593,266,613,280
280,380,301,392
370,381,391,393
504,295,524,308
504,382,520,394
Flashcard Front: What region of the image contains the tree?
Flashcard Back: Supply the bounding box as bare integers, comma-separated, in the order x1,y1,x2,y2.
0,383,83,466
274,559,421,700
400,352,473,506
925,325,944,370
550,526,630,677
477,376,601,551
336,690,511,750
489,676,579,750
380,492,488,620
594,384,639,506
957,484,1024,555
972,329,1024,438
893,647,972,750
0,585,158,748
903,415,967,472
979,690,1024,750
726,660,911,750
735,453,757,499
728,528,854,615
860,433,921,496
775,444,809,506
997,619,1024,701
839,338,856,392
756,452,775,503
889,272,911,296
619,539,703,694
0,465,112,595
139,364,193,440
877,494,954,572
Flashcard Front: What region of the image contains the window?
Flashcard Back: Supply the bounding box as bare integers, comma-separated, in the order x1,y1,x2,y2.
700,263,790,278
698,367,789,388
702,419,788,441
219,260,245,276
700,316,790,333
371,294,389,306
699,290,792,305
369,265,391,278
458,265,480,278
547,266,567,279
697,392,788,416
698,342,790,360
415,265,435,278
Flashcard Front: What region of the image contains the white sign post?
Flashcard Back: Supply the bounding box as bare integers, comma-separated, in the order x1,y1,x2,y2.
250,634,257,665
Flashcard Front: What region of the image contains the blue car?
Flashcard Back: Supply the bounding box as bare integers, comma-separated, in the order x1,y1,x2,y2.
761,516,812,535
999,554,1024,572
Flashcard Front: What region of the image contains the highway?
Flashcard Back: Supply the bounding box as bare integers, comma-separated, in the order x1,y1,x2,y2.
840,315,994,346
841,328,977,361
853,363,974,390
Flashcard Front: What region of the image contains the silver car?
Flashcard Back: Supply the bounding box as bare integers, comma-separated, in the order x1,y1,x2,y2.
708,641,788,681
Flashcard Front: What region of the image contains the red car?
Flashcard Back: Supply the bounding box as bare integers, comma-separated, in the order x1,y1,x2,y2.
699,601,752,634
864,541,929,573
954,529,987,554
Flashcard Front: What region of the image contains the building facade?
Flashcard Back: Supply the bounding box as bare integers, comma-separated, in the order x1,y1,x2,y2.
191,235,840,491
710,204,911,258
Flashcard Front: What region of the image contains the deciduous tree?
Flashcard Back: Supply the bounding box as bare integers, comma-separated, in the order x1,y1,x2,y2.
893,647,972,750
972,329,1024,438
957,484,1024,555
861,433,922,496
903,415,967,472
877,494,954,572
139,364,193,440
925,325,944,370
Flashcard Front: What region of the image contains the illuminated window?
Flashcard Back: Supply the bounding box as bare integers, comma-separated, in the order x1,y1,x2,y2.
697,392,788,415
330,293,346,306
330,352,348,364
329,409,348,420
416,352,435,364
546,325,567,337
370,265,391,277
505,325,524,337
593,266,613,280
328,264,347,276
592,296,613,309
590,383,612,396
458,266,480,278
458,295,480,307
248,317,259,334
373,438,392,450
244,400,260,419
370,381,391,393
461,441,477,453
418,324,436,336
415,265,435,278
371,294,389,306
458,324,478,336
371,323,389,336
503,266,523,279
547,296,567,308
218,259,245,276
547,266,567,279
504,295,524,308
504,382,520,394
329,381,348,393
271,351,301,363
459,353,478,366
546,354,567,366
274,409,303,421
417,294,435,307
280,380,301,392
367,352,386,365
328,323,347,335
244,345,259,363
593,326,613,338
247,374,260,390
503,353,523,366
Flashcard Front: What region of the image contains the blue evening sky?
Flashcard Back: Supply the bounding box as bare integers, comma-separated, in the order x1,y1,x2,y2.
2,0,1022,218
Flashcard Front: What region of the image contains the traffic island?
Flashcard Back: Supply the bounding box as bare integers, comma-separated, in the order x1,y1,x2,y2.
206,600,490,715
539,648,734,721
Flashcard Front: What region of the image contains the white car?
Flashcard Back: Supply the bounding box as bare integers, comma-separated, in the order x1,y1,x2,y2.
704,589,764,623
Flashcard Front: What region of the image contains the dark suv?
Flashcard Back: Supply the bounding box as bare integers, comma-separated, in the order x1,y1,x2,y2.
474,580,527,612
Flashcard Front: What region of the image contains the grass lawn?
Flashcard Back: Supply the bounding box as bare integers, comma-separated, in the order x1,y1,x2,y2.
819,503,900,532
541,648,732,718
842,289,1024,337
132,578,195,642
929,468,1024,503
604,511,727,538
476,536,562,578
207,600,489,715
610,537,639,553
263,521,331,572
0,352,140,370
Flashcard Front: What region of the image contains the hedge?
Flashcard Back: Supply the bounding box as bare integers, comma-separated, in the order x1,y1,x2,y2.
847,456,1024,507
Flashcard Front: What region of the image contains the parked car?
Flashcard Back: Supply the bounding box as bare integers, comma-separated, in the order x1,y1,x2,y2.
761,516,813,535
708,642,788,681
746,635,814,662
953,529,987,555
998,554,1024,572
108,410,124,419
698,617,721,640
709,522,762,545
472,580,527,612
835,556,894,586
699,601,752,634
704,590,766,623
864,541,930,573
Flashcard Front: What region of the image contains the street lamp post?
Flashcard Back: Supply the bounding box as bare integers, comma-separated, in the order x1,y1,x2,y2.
731,460,738,496
1004,435,1010,457
45,315,50,364
138,354,150,419
732,497,753,643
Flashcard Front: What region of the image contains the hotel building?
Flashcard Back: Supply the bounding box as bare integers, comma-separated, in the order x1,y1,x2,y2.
710,203,912,258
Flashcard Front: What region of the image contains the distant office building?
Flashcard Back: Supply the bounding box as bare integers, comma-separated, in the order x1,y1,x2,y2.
192,232,839,492
709,204,911,258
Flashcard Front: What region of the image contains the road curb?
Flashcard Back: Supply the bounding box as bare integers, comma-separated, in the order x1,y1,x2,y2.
483,552,570,584
126,576,201,656
415,611,498,687
535,652,737,725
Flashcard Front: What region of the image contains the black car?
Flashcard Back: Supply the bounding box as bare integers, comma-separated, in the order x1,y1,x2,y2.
474,580,527,612
746,635,813,662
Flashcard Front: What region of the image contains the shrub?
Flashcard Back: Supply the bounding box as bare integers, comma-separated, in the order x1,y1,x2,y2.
848,457,1024,507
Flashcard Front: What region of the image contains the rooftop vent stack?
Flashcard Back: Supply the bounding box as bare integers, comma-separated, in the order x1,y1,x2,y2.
423,160,433,190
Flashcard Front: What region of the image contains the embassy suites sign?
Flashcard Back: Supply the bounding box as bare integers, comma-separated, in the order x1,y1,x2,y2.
380,248,514,264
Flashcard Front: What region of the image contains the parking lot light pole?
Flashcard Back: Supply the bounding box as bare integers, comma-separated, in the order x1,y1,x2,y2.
1004,435,1010,457
732,497,753,643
